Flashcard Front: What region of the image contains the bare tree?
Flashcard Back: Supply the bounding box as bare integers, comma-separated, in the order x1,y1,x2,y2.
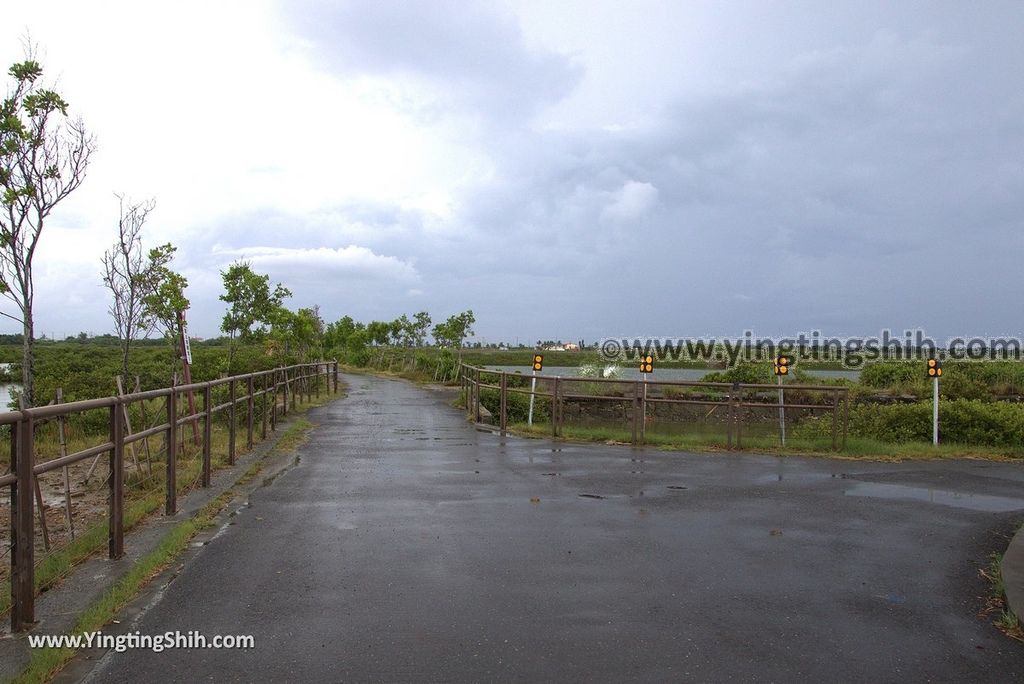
102,194,156,383
0,47,95,406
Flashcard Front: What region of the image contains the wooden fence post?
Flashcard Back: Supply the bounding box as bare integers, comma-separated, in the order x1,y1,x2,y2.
261,373,268,439
290,368,297,411
11,417,35,630
842,390,850,450
553,377,561,438
831,389,840,451
166,388,177,515
271,372,278,432
735,385,743,449
247,375,255,449
202,384,212,487
282,369,289,417
474,369,481,423
228,379,237,465
109,403,124,559
499,372,508,435
640,378,648,442
632,382,640,446
726,387,734,449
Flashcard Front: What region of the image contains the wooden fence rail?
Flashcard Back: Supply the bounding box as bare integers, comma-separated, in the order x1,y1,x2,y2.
3,360,339,632
460,364,849,451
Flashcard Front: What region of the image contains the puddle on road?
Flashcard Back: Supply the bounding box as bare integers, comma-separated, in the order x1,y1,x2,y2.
844,482,1024,512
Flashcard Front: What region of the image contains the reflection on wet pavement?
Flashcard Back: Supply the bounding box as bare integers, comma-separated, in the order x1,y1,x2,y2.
843,481,1024,512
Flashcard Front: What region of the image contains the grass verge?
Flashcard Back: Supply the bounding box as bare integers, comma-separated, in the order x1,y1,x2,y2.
273,417,313,454
979,552,1024,643
507,422,1022,461
12,490,235,683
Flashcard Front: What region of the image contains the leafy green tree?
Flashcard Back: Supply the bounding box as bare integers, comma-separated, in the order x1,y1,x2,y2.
140,244,189,373
411,311,432,347
219,261,291,371
393,314,413,347
325,315,358,350
432,310,475,349
0,50,95,406
265,305,294,361
267,305,324,362
365,320,391,366
366,320,391,346
346,325,369,352
291,306,324,361
431,310,475,380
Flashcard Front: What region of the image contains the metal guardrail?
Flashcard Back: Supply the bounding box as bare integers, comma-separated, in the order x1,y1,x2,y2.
460,364,849,450
3,360,340,632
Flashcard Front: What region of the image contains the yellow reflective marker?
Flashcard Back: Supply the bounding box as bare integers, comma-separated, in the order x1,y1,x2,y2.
774,355,792,376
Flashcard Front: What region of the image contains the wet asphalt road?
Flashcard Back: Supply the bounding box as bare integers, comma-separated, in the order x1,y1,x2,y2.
81,373,1024,682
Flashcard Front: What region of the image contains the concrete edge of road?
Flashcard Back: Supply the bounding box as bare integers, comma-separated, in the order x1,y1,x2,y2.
1001,524,1024,618
0,403,334,683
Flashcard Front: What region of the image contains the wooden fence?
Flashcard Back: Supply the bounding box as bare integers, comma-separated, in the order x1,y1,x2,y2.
2,360,339,631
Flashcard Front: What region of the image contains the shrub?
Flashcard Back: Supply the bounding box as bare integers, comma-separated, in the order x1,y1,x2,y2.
792,399,1024,448
701,362,813,385
858,360,1024,401
479,387,551,423
859,361,918,389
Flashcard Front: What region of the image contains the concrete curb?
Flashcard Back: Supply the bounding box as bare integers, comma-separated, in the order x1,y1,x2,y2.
0,400,337,682
1002,524,1024,618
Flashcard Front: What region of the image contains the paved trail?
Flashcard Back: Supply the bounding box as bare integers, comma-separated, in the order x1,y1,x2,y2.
80,374,1024,681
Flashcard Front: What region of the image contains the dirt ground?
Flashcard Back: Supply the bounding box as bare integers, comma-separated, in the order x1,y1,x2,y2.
0,435,177,584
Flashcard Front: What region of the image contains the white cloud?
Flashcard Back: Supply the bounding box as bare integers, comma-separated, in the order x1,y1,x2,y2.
213,245,418,283
600,181,659,224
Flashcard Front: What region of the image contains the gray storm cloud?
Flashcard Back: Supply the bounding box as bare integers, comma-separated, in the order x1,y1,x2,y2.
11,1,1024,342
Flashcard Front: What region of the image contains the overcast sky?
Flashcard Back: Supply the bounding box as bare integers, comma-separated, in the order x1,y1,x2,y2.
2,1,1022,343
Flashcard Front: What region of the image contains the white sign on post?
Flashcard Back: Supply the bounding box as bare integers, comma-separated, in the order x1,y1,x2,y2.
182,321,193,365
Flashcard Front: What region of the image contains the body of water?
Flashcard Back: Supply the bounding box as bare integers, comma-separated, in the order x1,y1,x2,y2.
483,365,861,382
0,383,17,409
0,363,18,409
